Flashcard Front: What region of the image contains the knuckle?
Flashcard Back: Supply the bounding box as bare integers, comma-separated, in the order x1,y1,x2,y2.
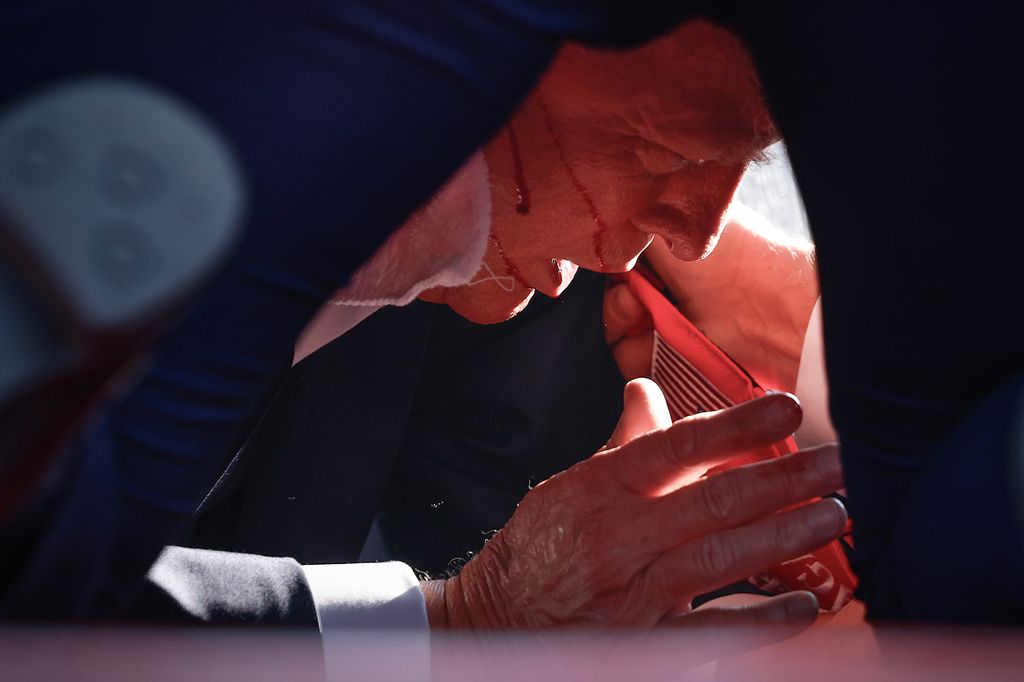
770,517,800,553
679,415,711,455
696,475,741,526
776,459,810,503
695,534,735,580
757,453,816,507
558,461,597,493
651,427,686,471
635,563,671,611
666,415,710,466
673,407,739,458
784,449,838,500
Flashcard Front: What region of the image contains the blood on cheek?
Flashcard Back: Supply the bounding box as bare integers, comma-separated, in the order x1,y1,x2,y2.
504,123,589,289
538,101,610,271
506,124,531,216
489,126,535,290
489,234,531,290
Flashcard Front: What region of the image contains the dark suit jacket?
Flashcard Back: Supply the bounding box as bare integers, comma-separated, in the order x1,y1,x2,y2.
189,269,625,574
185,269,768,612
137,546,318,626
6,2,1021,625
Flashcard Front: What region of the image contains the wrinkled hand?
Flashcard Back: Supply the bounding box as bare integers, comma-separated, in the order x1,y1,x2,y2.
425,382,845,630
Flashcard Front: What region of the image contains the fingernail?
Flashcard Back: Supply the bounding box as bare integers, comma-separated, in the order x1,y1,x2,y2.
767,393,801,428
810,498,847,536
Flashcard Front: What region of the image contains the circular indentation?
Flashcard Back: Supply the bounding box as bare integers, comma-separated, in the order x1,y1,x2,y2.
99,145,165,206
8,127,67,188
91,222,155,287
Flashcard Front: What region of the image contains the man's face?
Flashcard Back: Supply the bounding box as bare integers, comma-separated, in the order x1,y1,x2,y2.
421,21,777,323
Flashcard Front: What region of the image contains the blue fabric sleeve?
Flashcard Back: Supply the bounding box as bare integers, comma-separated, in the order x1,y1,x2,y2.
864,372,1024,623
724,3,1024,623
0,0,702,617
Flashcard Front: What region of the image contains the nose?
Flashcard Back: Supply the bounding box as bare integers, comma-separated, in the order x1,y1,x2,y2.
639,161,748,261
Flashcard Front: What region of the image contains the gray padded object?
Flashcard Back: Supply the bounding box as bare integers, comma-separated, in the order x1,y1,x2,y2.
0,77,245,398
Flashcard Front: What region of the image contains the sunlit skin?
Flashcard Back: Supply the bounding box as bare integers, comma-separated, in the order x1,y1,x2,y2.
605,210,820,393
409,21,848,636
424,385,847,632
420,20,778,323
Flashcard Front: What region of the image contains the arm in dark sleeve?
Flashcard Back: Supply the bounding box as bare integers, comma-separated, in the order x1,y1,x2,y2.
724,2,1024,621
133,546,319,627
866,372,1024,623
0,0,708,619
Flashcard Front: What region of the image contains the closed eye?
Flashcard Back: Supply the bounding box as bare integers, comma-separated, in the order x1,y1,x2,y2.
629,138,691,176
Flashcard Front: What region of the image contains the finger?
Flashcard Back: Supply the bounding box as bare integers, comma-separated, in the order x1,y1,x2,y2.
638,444,843,552
658,592,819,663
668,591,819,629
604,378,672,450
611,331,653,380
596,392,802,494
603,282,650,343
643,498,847,607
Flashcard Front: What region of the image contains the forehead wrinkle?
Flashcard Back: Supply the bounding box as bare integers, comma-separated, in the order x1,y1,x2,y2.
620,104,731,166
613,55,776,164
666,108,772,165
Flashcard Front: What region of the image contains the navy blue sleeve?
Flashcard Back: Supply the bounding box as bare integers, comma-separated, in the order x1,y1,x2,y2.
865,372,1024,623
724,2,1024,622
0,0,706,618
137,546,320,627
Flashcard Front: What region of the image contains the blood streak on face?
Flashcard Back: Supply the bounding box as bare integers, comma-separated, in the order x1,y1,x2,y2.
506,124,531,216
488,234,531,290
421,20,778,324
539,100,611,272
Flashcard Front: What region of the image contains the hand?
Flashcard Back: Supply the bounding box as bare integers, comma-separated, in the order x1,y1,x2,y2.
425,383,845,630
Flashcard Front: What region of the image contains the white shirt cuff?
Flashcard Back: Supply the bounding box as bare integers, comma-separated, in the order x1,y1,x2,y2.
302,562,430,681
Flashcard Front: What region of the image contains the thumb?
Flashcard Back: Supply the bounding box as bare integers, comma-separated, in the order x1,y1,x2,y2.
604,378,672,450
